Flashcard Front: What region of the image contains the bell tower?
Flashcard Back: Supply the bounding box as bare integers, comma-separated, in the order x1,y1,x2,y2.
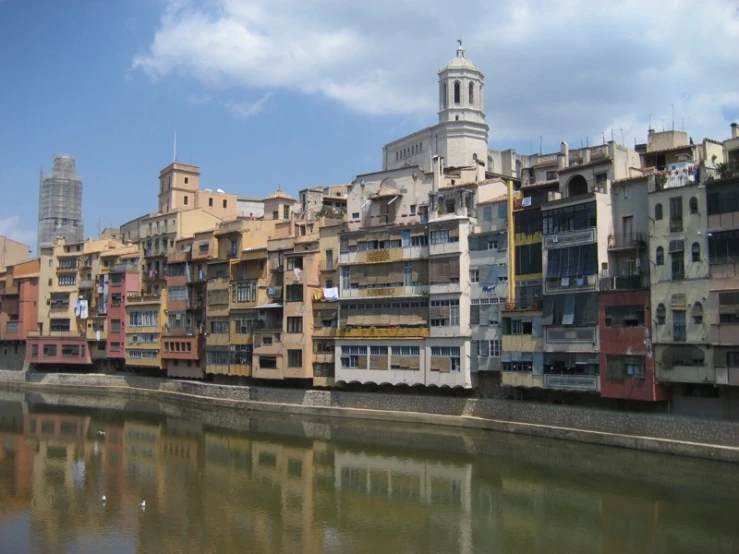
438,41,486,126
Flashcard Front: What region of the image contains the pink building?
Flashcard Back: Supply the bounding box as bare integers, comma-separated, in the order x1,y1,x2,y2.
106,260,141,366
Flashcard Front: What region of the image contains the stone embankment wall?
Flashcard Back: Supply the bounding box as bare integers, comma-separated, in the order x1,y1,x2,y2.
1,370,737,462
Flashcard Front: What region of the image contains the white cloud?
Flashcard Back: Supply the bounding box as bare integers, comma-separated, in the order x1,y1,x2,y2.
223,92,272,119
134,0,739,145
0,216,36,248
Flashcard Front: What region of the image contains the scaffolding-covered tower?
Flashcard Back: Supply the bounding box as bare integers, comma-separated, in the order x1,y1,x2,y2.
37,154,84,251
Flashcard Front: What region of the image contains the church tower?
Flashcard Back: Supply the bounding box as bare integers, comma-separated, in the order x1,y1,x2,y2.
438,42,486,126
435,42,489,169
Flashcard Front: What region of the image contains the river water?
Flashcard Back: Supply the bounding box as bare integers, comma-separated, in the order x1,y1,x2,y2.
0,392,737,554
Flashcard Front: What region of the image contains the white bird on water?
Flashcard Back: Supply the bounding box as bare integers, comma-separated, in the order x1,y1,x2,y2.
101,495,107,503
96,431,105,436
139,500,146,509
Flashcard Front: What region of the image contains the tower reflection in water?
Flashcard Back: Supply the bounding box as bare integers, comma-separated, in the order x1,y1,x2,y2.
0,398,737,554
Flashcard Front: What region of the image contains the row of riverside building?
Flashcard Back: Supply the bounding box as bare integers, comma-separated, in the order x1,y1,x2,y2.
2,46,739,418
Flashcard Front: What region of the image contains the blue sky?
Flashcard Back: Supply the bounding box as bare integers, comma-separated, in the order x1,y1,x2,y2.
1,0,738,251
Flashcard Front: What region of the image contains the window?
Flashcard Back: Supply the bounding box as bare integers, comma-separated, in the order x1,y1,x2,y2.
111,273,123,285
128,311,158,327
431,346,461,372
287,317,303,333
58,275,76,286
341,345,366,368
223,199,227,209
352,212,359,219
621,186,632,199
692,302,704,324
184,195,189,205
273,210,279,220
50,319,70,332
325,250,334,271
32,344,38,357
655,203,663,220
606,355,646,379
671,251,685,280
691,242,701,263
709,230,739,264
515,243,543,275
673,311,687,342
490,339,501,357
341,266,351,290
168,286,188,302
468,81,474,104
111,320,121,332
718,292,739,323
209,198,214,207
605,306,645,327
287,256,304,270
43,344,57,357
410,204,417,215
184,177,189,184
656,246,664,266
595,172,608,184
542,201,596,235
110,343,121,352
656,303,666,325
206,350,230,365
283,205,290,220
689,196,698,214
286,284,303,302
669,197,683,232
430,299,460,327
210,319,229,334
288,349,302,368
470,269,479,283
233,281,257,303
453,81,460,104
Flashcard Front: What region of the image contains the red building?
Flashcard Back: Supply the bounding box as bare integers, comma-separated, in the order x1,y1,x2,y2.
0,258,40,369
599,288,669,402
105,259,140,365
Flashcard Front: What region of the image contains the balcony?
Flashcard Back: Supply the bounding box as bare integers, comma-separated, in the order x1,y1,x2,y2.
313,353,334,365
127,294,163,305
669,218,684,233
313,326,337,337
112,262,139,274
502,335,543,353
339,285,429,299
709,323,739,345
502,300,543,313
608,232,647,250
429,282,461,295
78,279,94,290
336,327,430,339
545,326,597,347
501,372,544,388
429,240,462,256
599,274,650,291
544,374,600,392
339,245,429,266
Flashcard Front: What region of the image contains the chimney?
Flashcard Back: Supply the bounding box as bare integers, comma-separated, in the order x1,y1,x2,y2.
432,155,442,194
557,153,566,170
732,123,738,139
560,141,569,167
583,148,591,164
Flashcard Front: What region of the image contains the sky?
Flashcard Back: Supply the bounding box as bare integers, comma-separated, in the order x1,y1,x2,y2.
1,0,738,252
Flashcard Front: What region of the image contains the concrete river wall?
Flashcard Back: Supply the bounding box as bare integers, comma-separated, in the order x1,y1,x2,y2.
0,370,737,462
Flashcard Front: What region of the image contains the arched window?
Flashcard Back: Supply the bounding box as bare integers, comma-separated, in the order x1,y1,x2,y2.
692,301,704,324
689,197,698,214
656,246,664,265
454,81,461,104
656,303,666,324
469,82,474,105
692,242,701,262
655,203,663,220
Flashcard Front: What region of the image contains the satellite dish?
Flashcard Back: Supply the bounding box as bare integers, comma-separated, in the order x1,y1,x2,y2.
360,179,366,185
217,188,225,193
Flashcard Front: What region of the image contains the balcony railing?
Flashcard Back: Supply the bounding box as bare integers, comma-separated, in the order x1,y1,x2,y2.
673,325,687,342
544,374,600,392
5,322,20,335
669,218,684,232
608,232,647,250
502,300,543,312
78,279,94,290
599,274,650,291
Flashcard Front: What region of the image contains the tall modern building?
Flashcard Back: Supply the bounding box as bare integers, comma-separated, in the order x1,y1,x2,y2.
37,154,84,252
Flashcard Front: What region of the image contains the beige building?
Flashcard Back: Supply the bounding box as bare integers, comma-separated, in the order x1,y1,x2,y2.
0,236,30,273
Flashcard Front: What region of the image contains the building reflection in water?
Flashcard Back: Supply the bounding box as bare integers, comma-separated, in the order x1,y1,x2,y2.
0,399,737,554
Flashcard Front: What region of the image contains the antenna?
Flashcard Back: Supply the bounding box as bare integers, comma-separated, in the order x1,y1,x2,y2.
602,132,605,145
619,128,624,146
648,114,652,131
173,131,177,162
539,136,542,155
670,104,675,131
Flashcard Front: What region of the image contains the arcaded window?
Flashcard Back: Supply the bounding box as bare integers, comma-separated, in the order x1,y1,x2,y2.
469,82,474,104
655,203,663,220
689,196,698,214
656,246,664,265
692,242,701,262
454,81,461,104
